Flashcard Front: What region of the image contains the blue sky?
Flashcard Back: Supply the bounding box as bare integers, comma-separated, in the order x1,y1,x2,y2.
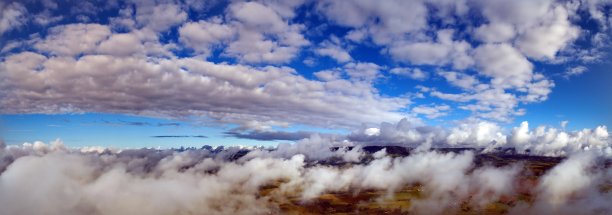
0,0,611,148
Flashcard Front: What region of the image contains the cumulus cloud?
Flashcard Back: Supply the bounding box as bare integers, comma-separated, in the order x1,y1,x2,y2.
411,104,451,119
445,121,506,148
508,121,611,157
0,49,408,129
179,18,235,56
390,67,429,81
34,24,112,56
348,118,612,157
97,32,145,56
348,118,446,146
314,36,353,63
430,88,522,122
0,0,608,126
473,43,534,89
312,0,598,122
134,3,187,32
222,1,309,63
515,5,580,60
427,45,554,121
316,0,429,44
389,29,473,70
343,62,382,82
0,2,27,35
437,70,482,90
474,22,516,43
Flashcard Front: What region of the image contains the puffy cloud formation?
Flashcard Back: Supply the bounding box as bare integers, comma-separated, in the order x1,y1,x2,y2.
389,29,473,70
220,1,309,63
508,121,611,156
349,119,612,157
0,0,609,128
0,2,27,35
314,36,353,63
0,140,610,215
390,67,429,81
0,47,406,129
314,0,607,122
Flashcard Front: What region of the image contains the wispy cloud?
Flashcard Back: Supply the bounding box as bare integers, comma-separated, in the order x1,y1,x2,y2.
150,135,207,138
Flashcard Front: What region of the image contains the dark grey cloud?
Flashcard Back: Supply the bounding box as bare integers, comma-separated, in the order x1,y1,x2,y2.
98,120,181,127
150,135,207,138
224,130,314,141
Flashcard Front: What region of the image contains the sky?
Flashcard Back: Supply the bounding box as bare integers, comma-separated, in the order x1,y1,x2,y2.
0,0,611,148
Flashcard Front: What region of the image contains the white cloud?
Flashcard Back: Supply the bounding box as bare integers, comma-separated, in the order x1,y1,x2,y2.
437,70,481,90
474,22,516,43
0,2,27,35
348,118,443,146
0,50,408,129
520,74,554,103
582,0,612,31
32,10,62,26
348,118,612,156
134,3,187,32
345,29,367,42
563,65,588,78
431,88,522,122
0,119,610,214
515,5,580,60
561,120,569,129
223,1,309,63
537,153,595,205
33,24,111,56
427,43,554,121
507,121,610,156
446,121,506,147
477,0,554,27
475,0,581,60
179,18,236,56
316,0,429,44
97,33,144,56
411,104,450,119
343,62,382,82
313,69,341,81
389,67,428,81
473,43,534,89
0,0,608,130
389,29,474,70
257,0,307,19
364,127,380,136
312,0,595,122
314,38,352,63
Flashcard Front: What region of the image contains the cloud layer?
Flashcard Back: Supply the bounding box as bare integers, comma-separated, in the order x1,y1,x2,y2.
349,119,611,157
0,139,610,215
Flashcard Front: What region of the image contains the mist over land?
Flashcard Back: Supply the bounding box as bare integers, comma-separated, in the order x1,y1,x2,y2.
1,124,611,214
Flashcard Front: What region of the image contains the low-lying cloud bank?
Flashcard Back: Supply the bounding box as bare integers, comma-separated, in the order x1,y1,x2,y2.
1,135,610,215
349,119,611,157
